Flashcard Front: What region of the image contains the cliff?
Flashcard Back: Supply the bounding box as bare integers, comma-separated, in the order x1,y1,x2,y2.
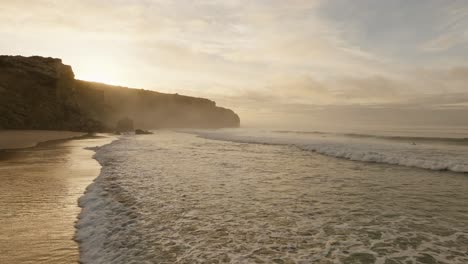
74,81,240,129
0,55,240,131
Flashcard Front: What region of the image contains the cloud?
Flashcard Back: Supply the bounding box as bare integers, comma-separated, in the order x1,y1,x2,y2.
0,0,153,35
421,2,468,52
318,0,468,66
421,33,465,52
332,76,405,103
1,0,467,128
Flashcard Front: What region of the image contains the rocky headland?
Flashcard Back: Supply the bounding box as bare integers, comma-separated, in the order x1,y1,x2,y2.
0,55,240,131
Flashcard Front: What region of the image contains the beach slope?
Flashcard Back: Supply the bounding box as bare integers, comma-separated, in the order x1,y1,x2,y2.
0,134,114,263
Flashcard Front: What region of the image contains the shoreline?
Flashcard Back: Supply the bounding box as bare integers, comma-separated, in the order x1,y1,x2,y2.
0,132,116,263
72,131,468,263
0,130,89,151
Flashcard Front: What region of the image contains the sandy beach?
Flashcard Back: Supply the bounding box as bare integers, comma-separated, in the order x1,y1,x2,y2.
0,131,114,263
0,130,87,150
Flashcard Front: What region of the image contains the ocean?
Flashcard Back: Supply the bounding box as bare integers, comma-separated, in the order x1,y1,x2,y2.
76,129,468,264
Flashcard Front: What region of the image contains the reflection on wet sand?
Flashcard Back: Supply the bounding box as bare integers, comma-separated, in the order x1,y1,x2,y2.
0,136,113,264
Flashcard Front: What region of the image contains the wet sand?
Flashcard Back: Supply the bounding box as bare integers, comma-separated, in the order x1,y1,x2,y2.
0,135,115,263
0,130,87,150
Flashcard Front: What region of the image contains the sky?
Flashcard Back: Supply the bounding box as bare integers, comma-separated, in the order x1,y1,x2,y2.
1,0,468,130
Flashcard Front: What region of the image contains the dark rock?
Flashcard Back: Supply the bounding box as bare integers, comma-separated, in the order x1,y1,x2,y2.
0,55,94,131
116,117,134,132
135,129,153,135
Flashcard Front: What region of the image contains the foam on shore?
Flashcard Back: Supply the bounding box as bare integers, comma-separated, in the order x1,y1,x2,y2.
74,132,468,264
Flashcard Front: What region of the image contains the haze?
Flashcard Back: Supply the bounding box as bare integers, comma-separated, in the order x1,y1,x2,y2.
2,0,467,130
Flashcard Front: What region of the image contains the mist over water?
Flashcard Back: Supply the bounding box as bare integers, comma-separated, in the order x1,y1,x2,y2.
76,131,468,264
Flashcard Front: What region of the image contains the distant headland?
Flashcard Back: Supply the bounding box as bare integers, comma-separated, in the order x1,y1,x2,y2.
0,55,240,132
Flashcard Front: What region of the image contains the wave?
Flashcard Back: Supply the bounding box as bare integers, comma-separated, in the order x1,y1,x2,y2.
76,138,142,264
193,129,468,173
274,130,468,144
75,132,468,264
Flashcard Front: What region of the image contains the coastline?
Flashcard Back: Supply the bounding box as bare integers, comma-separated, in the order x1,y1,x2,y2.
0,132,116,263
73,131,468,263
0,130,88,150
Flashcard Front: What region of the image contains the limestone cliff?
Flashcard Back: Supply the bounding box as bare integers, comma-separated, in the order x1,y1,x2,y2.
0,56,102,131
0,55,240,131
74,81,240,129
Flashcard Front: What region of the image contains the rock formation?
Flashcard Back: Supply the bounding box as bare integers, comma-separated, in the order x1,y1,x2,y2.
0,56,103,131
116,117,134,132
135,129,153,135
74,80,240,130
0,55,240,131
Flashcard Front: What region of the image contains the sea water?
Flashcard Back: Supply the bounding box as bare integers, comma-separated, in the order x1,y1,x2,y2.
76,130,468,264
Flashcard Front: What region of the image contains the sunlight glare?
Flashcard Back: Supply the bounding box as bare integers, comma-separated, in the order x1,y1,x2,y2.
73,61,121,85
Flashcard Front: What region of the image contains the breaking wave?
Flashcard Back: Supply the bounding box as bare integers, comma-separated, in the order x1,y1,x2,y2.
75,132,468,264
274,130,468,145
193,129,468,173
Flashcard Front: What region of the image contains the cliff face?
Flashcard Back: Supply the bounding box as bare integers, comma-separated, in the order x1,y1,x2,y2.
0,56,102,131
74,81,240,129
0,55,239,131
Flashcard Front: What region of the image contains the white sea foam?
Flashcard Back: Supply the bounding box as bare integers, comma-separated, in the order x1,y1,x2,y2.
75,132,468,264
192,129,468,173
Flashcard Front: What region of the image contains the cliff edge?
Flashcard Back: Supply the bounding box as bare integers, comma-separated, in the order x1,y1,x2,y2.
0,55,240,131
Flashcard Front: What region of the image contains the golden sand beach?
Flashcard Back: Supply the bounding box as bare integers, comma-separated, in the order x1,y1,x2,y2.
0,130,87,150
0,132,114,263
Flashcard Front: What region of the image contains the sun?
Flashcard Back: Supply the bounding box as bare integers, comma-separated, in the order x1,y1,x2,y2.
78,71,118,85
73,61,122,85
